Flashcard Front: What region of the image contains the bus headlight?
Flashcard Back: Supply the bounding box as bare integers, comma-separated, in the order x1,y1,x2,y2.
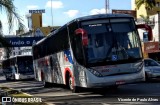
137,62,143,72
88,69,102,77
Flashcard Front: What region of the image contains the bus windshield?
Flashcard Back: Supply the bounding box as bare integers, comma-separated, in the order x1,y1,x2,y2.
17,57,34,74
81,18,142,65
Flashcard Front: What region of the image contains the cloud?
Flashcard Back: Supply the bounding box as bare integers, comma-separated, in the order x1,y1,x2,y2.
46,0,63,9
89,8,106,15
64,10,79,18
27,5,39,10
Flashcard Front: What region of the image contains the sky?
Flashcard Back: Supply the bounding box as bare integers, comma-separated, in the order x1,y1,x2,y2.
0,0,131,35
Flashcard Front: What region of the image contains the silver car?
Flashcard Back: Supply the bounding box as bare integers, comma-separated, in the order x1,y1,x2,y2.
144,58,160,81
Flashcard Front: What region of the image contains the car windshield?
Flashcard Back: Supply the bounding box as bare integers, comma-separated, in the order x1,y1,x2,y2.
144,59,160,67
81,18,142,64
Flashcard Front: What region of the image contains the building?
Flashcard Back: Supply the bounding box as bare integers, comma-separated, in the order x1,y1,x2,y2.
131,0,160,42
0,9,60,60
15,9,60,57
131,0,160,60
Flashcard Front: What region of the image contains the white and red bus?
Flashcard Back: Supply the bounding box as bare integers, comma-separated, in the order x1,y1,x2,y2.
32,14,152,92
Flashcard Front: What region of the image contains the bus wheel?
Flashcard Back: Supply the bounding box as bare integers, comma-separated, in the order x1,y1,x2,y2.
42,77,50,88
5,77,10,81
43,81,51,88
68,75,79,93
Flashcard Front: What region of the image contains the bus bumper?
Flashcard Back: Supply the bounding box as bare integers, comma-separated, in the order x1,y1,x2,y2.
84,70,145,88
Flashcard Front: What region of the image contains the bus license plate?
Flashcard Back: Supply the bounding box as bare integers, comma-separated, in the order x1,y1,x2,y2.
116,80,125,85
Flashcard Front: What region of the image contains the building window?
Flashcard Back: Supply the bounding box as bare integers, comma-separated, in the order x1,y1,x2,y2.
156,2,160,7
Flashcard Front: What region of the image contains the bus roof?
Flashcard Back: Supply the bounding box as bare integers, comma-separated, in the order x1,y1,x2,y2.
69,13,133,23
34,14,134,46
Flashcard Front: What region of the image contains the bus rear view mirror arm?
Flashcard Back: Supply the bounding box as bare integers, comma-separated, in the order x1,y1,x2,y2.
75,28,88,46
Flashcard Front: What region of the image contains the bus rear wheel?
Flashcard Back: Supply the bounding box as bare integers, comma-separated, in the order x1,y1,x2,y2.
68,75,79,93
43,81,51,88
42,76,51,88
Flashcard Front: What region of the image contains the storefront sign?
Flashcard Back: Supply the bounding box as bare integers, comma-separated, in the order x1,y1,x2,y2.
4,36,44,47
144,42,160,53
29,9,45,14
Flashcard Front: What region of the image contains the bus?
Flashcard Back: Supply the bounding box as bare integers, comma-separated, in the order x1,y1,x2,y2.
2,55,34,80
32,14,152,92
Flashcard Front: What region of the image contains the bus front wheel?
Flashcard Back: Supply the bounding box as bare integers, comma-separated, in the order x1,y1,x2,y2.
5,77,10,81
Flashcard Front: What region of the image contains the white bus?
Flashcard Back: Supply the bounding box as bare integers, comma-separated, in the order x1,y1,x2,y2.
32,14,152,92
2,55,34,80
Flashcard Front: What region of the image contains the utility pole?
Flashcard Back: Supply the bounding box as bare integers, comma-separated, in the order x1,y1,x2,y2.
51,0,53,26
105,0,109,13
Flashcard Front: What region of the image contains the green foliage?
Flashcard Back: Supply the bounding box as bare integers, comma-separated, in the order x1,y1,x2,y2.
0,0,26,58
0,0,26,32
139,15,150,23
136,0,156,10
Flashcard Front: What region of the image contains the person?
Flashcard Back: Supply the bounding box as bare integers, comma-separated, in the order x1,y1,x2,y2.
117,32,132,49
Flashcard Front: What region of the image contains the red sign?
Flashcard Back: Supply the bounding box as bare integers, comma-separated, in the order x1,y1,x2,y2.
144,42,160,53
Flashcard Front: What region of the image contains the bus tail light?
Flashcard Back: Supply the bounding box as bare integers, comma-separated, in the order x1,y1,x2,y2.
75,28,88,46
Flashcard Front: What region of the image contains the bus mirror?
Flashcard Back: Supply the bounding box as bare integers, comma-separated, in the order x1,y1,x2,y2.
136,24,153,41
75,28,88,46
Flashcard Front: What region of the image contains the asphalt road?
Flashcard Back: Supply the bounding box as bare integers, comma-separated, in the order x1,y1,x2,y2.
0,75,160,105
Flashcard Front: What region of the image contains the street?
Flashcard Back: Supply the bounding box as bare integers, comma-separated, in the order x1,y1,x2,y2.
0,75,160,105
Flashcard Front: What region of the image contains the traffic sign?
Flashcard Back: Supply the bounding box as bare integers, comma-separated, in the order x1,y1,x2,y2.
35,28,44,36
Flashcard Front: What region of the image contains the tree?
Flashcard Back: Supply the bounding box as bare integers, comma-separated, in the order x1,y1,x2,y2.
136,0,156,10
0,0,25,58
139,15,150,23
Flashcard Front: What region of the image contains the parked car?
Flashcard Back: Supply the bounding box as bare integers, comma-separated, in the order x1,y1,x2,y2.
144,58,160,81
